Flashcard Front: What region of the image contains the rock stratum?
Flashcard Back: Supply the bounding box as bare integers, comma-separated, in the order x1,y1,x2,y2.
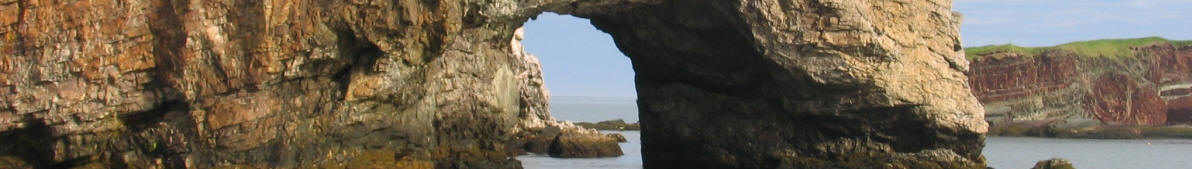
968,37,1192,128
0,0,985,168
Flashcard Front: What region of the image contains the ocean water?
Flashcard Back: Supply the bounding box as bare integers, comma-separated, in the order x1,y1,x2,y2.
522,96,1192,169
984,137,1192,169
519,131,643,169
548,96,639,123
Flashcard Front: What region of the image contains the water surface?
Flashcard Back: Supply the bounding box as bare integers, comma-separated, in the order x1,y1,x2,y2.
524,96,1192,169
519,131,642,169
984,137,1192,169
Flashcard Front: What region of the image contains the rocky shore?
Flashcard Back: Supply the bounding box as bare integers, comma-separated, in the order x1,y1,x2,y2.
509,122,624,158
572,119,640,131
989,124,1192,139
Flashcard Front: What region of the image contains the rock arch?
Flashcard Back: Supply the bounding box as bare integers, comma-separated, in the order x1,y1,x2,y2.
0,0,984,168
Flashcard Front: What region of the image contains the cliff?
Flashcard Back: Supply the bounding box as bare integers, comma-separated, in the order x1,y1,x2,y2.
0,0,986,168
967,37,1192,127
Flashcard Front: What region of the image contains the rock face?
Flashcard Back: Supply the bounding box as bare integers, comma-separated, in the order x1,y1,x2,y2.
968,38,1192,127
0,0,986,168
577,0,986,168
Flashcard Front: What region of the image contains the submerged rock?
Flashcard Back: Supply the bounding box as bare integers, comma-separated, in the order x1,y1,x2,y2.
1031,158,1076,169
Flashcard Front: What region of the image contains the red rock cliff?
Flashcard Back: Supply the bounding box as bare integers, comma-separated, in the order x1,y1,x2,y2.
968,40,1192,126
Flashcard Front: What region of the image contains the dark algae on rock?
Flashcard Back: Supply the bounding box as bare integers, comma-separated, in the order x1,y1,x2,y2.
0,0,987,168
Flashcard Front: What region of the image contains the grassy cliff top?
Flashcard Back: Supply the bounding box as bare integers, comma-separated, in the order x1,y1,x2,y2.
965,37,1192,60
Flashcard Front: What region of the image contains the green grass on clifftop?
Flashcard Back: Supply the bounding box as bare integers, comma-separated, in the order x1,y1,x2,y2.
1174,40,1192,47
966,37,1189,60
964,44,1045,59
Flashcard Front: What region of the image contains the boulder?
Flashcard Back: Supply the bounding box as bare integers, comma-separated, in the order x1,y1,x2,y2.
1032,158,1076,169
512,123,625,158
607,133,628,143
548,130,624,158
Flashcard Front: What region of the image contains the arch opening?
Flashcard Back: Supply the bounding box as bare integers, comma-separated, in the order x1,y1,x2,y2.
515,12,643,169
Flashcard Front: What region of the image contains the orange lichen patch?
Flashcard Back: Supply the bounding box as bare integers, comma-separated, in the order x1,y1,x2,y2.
0,4,18,27
116,45,156,73
345,75,383,101
72,55,110,80
205,97,278,130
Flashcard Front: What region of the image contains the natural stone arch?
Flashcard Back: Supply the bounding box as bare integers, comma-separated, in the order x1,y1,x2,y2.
531,0,986,168
0,0,983,168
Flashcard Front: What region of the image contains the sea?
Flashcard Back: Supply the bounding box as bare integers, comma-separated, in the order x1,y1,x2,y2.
520,96,1192,169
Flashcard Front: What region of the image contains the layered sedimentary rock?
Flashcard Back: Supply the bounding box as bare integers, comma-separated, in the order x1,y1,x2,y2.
577,0,986,168
1,0,986,168
968,38,1192,127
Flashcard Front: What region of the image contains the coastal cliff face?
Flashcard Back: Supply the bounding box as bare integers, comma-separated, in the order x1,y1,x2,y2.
968,39,1192,127
1,0,571,168
0,0,986,168
579,0,985,168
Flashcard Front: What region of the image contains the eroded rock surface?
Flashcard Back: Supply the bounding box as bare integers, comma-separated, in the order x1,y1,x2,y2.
572,0,986,168
0,0,568,168
1,0,985,168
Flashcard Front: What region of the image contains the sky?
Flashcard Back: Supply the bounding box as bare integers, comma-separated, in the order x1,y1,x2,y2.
521,1,1192,97
957,0,1192,47
522,14,637,98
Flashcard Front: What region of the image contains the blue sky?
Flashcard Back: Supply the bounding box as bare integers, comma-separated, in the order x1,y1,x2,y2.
957,0,1192,47
522,1,1191,97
